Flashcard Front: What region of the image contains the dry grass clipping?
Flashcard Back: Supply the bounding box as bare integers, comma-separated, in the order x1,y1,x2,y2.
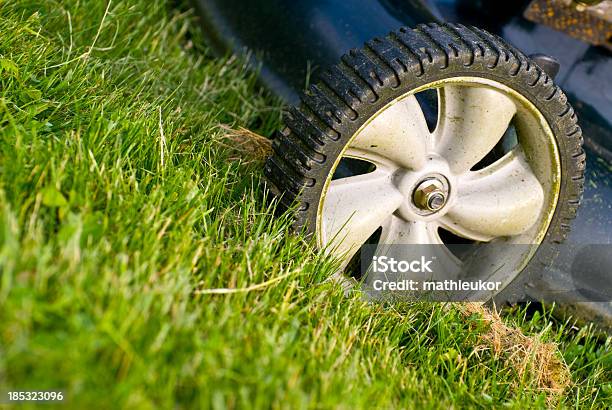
218,125,272,164
460,303,571,404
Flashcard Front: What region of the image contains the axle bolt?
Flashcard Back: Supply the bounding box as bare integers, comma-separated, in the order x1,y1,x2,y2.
427,192,446,211
413,178,448,213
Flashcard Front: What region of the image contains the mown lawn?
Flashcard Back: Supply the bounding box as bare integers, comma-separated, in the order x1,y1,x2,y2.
0,1,609,408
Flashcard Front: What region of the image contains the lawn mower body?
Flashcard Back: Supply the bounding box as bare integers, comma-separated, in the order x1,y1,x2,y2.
192,0,612,328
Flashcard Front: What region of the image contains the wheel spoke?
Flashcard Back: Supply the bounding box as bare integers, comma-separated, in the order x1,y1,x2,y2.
323,169,403,256
441,148,544,241
379,216,440,244
351,95,430,171
435,85,516,174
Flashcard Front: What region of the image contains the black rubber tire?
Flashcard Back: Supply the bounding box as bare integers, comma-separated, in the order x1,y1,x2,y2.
264,23,585,301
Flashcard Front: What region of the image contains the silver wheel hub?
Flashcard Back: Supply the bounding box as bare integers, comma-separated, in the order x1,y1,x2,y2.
395,157,455,222
317,77,561,295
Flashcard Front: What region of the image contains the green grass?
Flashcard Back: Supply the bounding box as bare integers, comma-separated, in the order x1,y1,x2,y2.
0,1,609,408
